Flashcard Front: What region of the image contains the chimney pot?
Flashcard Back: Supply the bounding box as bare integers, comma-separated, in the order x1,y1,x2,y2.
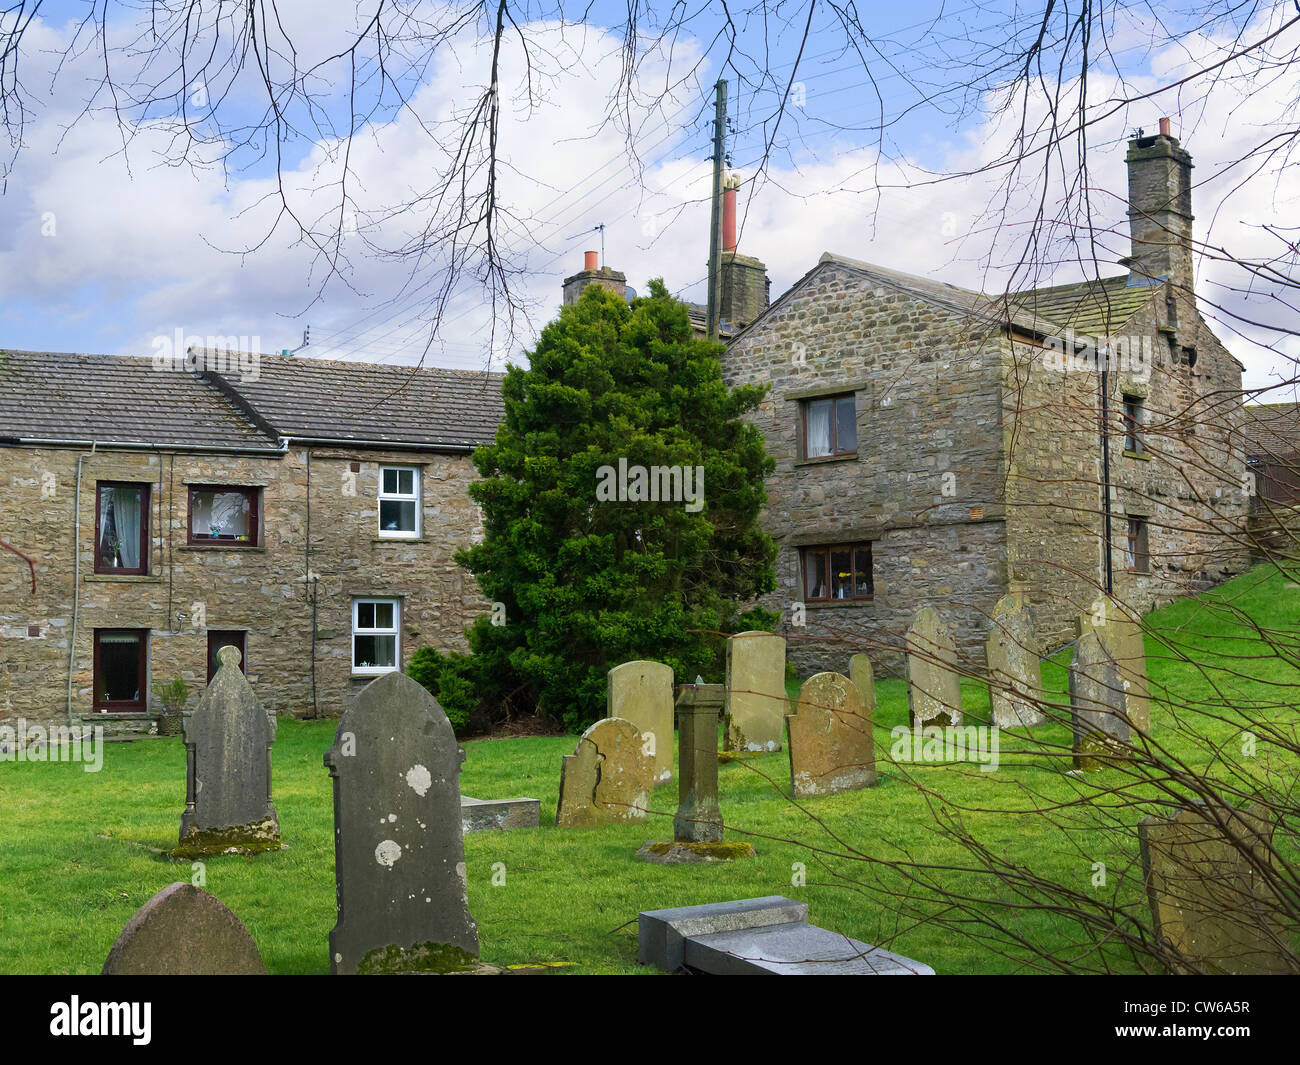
1159,116,1171,137
584,250,599,271
723,179,738,253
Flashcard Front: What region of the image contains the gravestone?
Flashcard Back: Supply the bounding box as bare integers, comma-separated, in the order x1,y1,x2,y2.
906,606,962,727
323,671,479,974
176,646,279,857
724,632,786,752
985,594,1044,728
848,654,877,715
555,717,653,827
638,897,934,975
1083,598,1151,732
1140,802,1295,974
1069,628,1130,770
102,882,266,975
637,682,756,863
787,672,876,798
607,660,674,784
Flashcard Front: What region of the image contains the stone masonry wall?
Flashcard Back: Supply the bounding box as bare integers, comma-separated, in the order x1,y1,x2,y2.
722,261,1010,677
0,444,489,728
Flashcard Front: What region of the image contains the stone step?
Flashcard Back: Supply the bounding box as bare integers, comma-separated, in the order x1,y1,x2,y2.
460,795,540,834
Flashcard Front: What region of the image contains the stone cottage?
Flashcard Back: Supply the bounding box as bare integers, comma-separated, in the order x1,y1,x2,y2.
0,349,502,729
717,123,1252,673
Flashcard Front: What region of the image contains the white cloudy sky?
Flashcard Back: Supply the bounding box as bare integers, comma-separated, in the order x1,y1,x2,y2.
1,2,1297,397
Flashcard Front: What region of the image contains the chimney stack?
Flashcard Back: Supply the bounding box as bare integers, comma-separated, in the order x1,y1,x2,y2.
1122,118,1194,297
718,172,769,331
562,251,626,306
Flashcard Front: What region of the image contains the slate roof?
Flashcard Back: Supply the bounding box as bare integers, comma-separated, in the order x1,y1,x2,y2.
1009,274,1161,336
1238,402,1300,460
0,349,279,451
200,351,504,450
0,347,505,453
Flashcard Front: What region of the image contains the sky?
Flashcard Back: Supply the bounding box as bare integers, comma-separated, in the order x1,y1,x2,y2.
0,1,1297,397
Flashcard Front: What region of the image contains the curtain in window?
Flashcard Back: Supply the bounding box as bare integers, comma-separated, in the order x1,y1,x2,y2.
114,486,141,569
98,491,116,564
806,400,833,457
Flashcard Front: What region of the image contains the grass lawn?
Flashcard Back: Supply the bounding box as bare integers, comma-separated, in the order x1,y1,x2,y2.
2,564,1298,974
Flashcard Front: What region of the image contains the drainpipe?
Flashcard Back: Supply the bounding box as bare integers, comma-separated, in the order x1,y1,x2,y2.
1099,357,1115,596
67,443,95,724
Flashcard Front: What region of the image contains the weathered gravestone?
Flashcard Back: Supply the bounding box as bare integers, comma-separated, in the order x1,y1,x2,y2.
176,646,279,857
102,882,266,975
637,682,755,863
607,660,674,784
985,594,1044,728
787,672,876,798
848,653,877,715
724,631,786,752
906,606,962,727
1083,597,1151,733
323,671,479,974
1140,802,1295,974
555,717,653,827
1069,628,1130,770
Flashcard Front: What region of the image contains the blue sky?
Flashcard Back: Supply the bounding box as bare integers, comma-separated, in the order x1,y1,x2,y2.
1,2,1297,395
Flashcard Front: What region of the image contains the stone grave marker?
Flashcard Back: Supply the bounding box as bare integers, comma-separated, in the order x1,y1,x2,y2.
555,717,653,827
848,653,877,714
102,882,266,975
607,660,674,784
1140,802,1295,974
985,594,1044,728
787,672,876,798
323,671,479,974
176,646,279,857
724,631,786,752
1084,597,1151,732
906,606,962,727
1069,628,1130,770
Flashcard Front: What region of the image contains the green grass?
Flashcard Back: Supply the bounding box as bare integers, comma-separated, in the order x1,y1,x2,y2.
3,564,1298,974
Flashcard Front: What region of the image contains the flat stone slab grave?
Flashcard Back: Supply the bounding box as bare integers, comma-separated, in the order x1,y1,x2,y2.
461,795,540,834
638,896,934,975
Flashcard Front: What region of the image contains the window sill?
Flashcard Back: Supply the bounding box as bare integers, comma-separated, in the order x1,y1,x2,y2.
85,710,152,718
374,535,425,544
794,453,859,468
1122,450,1151,462
805,598,875,609
178,544,268,552
350,670,399,681
85,573,161,583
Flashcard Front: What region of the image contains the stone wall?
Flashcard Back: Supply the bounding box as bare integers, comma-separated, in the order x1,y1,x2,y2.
0,444,489,728
722,259,1010,675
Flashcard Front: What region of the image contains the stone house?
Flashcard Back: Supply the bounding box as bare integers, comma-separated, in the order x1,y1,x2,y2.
0,349,502,730
716,124,1252,674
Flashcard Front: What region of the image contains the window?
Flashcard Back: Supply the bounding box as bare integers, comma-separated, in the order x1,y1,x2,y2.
1122,395,1144,454
801,394,858,459
93,629,148,712
353,599,400,674
95,482,150,575
1126,518,1149,574
378,466,420,537
189,486,259,546
801,543,873,601
207,631,247,682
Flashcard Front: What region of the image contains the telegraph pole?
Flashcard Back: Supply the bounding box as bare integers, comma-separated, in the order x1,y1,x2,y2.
706,79,728,341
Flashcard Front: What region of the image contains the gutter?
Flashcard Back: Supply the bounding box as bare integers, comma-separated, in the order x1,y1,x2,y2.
8,437,288,456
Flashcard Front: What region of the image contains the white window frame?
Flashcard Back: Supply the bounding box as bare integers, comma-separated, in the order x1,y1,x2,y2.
377,465,421,539
352,598,401,675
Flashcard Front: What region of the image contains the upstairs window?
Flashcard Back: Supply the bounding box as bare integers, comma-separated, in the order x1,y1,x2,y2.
95,482,150,575
801,394,858,459
802,543,873,601
189,486,259,546
378,466,421,538
353,598,400,674
1122,395,1145,455
1126,518,1150,574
